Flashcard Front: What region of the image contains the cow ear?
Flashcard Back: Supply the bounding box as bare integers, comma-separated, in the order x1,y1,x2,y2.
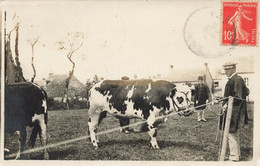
170,88,176,98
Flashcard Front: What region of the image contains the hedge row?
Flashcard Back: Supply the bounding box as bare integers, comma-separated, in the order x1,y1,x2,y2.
47,98,89,111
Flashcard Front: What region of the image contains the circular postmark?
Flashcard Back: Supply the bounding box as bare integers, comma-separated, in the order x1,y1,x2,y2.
183,7,235,58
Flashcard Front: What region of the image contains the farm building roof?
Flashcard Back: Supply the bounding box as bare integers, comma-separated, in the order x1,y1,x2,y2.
37,74,85,98
166,68,206,83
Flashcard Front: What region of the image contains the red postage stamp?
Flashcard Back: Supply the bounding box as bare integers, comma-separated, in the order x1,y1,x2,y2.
221,1,258,46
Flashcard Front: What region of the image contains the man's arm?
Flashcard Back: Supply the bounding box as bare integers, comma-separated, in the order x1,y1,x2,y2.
205,85,212,101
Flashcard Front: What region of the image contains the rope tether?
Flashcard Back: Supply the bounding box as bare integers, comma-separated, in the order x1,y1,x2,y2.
6,96,248,159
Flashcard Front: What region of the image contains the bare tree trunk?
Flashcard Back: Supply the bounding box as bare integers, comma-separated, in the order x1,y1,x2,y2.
64,53,76,110
5,13,26,84
29,37,39,83
63,42,83,110
5,27,16,84
14,23,25,82
63,88,70,110
31,53,36,82
15,24,20,67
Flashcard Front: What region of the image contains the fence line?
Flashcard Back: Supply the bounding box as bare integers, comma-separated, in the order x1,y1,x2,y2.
219,96,234,161
6,96,247,159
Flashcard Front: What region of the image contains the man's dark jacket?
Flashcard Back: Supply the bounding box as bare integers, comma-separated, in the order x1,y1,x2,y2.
194,83,210,110
220,74,249,133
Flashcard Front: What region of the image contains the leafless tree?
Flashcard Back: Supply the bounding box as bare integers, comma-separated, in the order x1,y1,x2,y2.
58,32,85,109
5,14,25,83
92,75,100,84
28,36,40,83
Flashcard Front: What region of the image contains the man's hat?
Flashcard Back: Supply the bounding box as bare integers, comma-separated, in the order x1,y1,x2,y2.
223,62,237,70
198,76,204,80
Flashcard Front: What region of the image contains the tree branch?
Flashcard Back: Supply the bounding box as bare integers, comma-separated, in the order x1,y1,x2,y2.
28,36,40,82
59,32,85,109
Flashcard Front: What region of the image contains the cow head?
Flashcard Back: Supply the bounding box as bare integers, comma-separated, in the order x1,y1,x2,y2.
170,88,193,116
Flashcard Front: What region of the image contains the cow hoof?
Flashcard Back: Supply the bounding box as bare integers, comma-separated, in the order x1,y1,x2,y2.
148,143,152,149
44,152,49,160
150,144,160,149
154,146,160,149
92,144,99,149
149,143,158,149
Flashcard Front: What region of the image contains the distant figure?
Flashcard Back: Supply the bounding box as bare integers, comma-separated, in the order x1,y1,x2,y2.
228,5,253,43
220,62,249,162
194,76,211,122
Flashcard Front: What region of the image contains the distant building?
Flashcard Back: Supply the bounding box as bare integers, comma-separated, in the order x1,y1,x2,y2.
220,55,254,101
35,73,85,101
212,69,222,90
166,63,214,95
210,69,222,98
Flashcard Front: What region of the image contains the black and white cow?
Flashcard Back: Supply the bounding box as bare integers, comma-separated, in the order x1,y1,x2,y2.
5,82,49,159
119,83,196,133
88,79,192,149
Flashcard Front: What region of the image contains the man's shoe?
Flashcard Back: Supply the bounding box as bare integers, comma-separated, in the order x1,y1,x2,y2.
226,156,239,162
201,118,207,122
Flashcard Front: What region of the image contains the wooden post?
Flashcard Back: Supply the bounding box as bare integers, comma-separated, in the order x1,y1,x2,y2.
219,96,234,161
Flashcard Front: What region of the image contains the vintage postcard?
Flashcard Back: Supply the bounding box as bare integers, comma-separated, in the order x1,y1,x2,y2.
1,0,259,166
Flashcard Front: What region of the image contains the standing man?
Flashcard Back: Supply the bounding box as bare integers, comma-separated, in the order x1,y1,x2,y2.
194,76,211,122
221,62,249,162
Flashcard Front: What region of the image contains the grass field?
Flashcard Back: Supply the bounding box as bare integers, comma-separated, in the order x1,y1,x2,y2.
4,104,253,161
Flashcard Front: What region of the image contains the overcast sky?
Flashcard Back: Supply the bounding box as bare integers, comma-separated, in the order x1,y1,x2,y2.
3,0,259,83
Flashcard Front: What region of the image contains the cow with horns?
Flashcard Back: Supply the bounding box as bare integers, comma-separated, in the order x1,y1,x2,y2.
5,82,49,159
88,79,193,149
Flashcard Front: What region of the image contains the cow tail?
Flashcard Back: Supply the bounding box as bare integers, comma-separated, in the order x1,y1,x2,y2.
98,111,107,125
87,90,91,109
42,89,48,125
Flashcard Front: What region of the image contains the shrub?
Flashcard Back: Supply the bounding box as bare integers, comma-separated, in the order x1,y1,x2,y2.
47,98,88,111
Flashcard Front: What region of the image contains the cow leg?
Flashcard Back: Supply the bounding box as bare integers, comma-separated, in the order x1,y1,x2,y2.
147,114,159,149
20,128,27,159
15,128,27,160
29,121,40,148
14,131,21,160
119,118,130,133
93,111,107,143
39,119,49,160
88,108,102,148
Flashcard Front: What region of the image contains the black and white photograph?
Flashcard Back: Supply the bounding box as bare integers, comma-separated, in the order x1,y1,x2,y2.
1,0,259,165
